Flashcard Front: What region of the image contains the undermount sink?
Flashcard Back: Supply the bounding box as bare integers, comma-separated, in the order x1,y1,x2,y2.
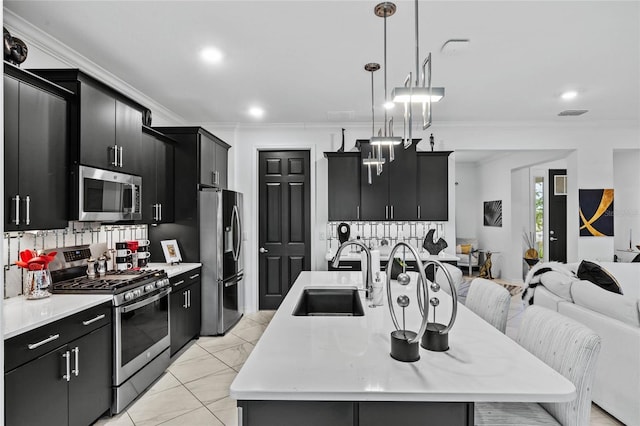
292,287,365,317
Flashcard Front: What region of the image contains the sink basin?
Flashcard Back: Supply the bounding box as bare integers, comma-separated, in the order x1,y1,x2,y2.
292,287,365,317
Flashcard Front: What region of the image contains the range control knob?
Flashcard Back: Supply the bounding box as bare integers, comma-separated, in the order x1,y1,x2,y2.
144,284,154,292
124,292,134,301
133,289,142,298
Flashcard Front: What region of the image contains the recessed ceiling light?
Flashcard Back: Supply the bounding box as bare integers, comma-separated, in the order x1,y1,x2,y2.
200,47,223,64
248,106,265,118
561,90,578,100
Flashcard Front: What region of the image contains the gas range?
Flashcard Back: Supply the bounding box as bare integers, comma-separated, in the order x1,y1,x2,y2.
49,244,169,306
51,269,170,306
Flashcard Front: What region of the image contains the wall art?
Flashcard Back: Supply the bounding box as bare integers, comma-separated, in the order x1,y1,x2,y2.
579,189,614,237
483,200,502,227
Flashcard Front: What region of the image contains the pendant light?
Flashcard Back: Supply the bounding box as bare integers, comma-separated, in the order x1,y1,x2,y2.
391,0,445,148
363,62,385,185
370,2,402,161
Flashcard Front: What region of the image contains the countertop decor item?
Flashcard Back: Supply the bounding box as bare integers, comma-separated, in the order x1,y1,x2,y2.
161,239,182,264
422,228,448,255
418,259,458,351
386,242,430,362
3,27,28,65
16,249,56,299
337,222,351,244
336,128,345,152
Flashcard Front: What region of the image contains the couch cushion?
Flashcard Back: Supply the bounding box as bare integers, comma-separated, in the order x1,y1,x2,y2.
595,262,640,300
577,260,622,295
570,280,640,327
540,271,575,302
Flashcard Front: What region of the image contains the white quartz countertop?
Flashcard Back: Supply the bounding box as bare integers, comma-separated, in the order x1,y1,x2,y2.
145,262,202,278
3,294,112,339
230,271,575,403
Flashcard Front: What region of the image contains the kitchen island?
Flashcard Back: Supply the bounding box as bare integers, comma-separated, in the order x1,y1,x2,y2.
230,271,575,426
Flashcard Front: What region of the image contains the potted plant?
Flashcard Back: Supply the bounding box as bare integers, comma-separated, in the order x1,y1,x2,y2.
523,232,539,267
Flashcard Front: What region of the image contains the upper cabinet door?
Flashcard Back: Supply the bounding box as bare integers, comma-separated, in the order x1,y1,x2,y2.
4,75,20,229
416,152,451,221
388,144,417,221
79,83,116,169
326,153,360,221
360,143,390,221
139,132,157,223
18,83,68,230
214,142,228,189
115,100,142,174
199,134,216,186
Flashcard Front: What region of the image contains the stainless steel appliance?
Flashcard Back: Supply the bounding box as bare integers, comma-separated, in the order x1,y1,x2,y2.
50,245,170,414
200,188,244,335
77,165,142,221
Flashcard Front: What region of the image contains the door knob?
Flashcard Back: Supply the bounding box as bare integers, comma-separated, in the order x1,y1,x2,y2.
259,247,268,253
550,237,558,242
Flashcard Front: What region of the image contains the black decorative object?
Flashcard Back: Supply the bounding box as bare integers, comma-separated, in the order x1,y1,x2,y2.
422,229,448,255
3,27,28,66
389,257,406,280
142,109,152,126
483,200,503,227
337,222,350,244
418,260,458,352
337,128,345,152
386,243,430,363
430,133,435,151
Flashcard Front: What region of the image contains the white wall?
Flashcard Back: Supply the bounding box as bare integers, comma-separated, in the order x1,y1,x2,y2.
454,162,479,239
613,149,640,257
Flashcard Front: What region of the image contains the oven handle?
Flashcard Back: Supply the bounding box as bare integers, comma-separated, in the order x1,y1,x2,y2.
119,289,170,313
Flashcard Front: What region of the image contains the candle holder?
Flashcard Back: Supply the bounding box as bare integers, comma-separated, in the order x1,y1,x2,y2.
418,260,458,352
386,242,430,362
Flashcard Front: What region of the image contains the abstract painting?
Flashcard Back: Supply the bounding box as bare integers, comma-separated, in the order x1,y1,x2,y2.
579,189,614,237
483,200,502,227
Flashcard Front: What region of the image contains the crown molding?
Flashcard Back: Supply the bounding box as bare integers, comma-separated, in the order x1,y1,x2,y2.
3,9,185,125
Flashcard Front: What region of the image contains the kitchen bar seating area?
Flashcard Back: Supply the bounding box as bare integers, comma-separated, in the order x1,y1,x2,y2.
3,1,639,426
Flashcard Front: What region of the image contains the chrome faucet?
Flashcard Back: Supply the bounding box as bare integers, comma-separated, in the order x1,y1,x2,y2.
332,240,373,300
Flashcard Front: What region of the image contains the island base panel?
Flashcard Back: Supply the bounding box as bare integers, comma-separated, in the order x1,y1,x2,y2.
238,400,473,426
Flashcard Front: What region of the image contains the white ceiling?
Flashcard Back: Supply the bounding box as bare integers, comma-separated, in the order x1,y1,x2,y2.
4,1,639,126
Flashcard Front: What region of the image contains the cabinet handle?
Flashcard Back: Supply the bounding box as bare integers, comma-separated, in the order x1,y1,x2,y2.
82,313,106,326
418,205,421,219
62,351,71,382
357,206,360,220
159,203,162,221
13,195,20,225
152,204,157,221
391,205,394,220
183,290,188,309
189,273,200,279
119,146,124,168
25,196,31,225
335,265,353,270
174,279,185,286
72,347,80,377
28,333,60,350
385,205,389,220
112,145,119,167
212,171,216,185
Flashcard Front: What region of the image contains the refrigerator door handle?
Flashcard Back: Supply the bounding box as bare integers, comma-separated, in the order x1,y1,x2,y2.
232,204,241,262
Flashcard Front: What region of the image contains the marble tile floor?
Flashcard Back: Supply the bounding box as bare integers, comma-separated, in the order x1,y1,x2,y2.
95,293,623,426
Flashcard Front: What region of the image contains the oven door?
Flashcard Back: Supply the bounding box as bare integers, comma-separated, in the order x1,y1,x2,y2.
78,165,142,222
114,288,170,386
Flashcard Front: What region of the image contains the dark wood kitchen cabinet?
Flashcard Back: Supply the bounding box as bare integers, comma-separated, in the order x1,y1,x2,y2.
140,126,175,223
325,152,361,221
154,127,230,189
360,141,417,221
4,64,71,231
416,151,452,221
169,268,202,356
29,68,146,175
4,302,112,426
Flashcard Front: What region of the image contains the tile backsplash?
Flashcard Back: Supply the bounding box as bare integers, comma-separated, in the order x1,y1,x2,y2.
326,221,448,256
3,222,148,298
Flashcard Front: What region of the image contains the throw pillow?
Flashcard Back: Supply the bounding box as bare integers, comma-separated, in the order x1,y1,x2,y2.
576,260,623,295
460,244,472,254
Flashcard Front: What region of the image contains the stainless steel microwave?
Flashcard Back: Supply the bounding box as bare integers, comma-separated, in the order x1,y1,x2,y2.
78,165,142,221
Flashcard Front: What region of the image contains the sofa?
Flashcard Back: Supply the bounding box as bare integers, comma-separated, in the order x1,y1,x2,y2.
530,261,640,426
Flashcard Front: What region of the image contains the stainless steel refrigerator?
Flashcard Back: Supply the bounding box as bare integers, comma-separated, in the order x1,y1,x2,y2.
199,188,244,335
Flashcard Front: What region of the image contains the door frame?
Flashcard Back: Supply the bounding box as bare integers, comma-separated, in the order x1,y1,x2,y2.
251,145,317,313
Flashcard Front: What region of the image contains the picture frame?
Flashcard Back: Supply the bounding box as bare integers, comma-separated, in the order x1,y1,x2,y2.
483,200,503,227
161,239,182,264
